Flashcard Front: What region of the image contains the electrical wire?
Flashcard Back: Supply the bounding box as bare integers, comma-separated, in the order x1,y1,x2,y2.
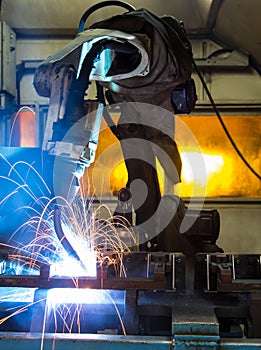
78,1,135,33
96,82,120,139
193,58,261,181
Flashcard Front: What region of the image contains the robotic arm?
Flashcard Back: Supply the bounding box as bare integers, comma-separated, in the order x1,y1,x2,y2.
34,28,150,151
33,2,197,257
34,27,150,200
33,2,195,202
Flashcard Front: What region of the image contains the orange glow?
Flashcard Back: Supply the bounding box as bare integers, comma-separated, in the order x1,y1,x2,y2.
19,111,36,147
85,115,261,198
11,107,36,147
110,158,165,196
176,115,261,198
176,152,225,197
110,161,128,196
182,153,224,184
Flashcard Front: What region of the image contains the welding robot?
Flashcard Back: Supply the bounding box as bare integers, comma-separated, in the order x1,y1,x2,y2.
0,0,221,272
1,2,261,347
32,1,221,264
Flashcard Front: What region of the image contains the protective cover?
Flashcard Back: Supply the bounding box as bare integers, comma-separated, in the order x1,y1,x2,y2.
91,8,193,111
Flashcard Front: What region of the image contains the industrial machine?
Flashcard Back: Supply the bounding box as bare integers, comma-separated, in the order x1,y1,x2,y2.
0,250,261,349
0,2,261,349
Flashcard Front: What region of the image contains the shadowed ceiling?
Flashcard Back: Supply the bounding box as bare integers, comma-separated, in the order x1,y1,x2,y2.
1,0,261,72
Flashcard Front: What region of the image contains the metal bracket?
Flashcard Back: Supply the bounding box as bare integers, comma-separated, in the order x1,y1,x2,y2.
194,40,249,68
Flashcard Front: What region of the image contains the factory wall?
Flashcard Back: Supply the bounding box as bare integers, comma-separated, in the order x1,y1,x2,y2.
205,202,261,254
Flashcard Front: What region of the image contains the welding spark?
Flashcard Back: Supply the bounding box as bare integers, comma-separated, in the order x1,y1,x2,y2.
46,288,126,335
0,154,136,336
1,153,136,276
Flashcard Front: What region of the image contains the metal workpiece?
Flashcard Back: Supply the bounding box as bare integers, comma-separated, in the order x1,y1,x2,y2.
172,296,220,349
194,253,261,292
0,333,172,350
219,339,261,349
0,252,185,291
1,333,261,350
171,293,261,349
1,251,261,347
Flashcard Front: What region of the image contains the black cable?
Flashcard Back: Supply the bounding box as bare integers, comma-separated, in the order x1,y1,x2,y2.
54,208,78,259
193,58,261,181
64,41,107,119
96,82,120,138
54,41,112,258
78,1,135,33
